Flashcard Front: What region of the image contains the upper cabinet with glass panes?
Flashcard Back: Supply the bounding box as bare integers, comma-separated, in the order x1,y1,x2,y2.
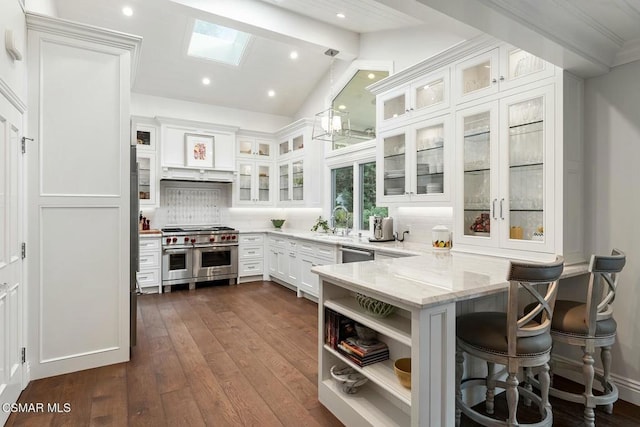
237,136,273,159
278,134,304,158
455,46,554,104
376,68,450,130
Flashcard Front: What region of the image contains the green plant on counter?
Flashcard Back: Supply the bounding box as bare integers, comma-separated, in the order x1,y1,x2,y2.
311,216,330,233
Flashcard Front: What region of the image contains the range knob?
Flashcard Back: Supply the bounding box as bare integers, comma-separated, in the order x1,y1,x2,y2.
221,235,227,241
184,237,190,243
166,237,171,244
231,235,237,240
172,237,177,243
209,237,215,243
190,238,196,244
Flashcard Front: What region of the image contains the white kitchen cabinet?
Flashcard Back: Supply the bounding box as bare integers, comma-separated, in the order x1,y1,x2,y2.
377,68,450,131
278,159,304,205
377,114,452,205
158,117,237,179
234,161,273,206
454,45,554,105
133,118,158,152
237,136,273,159
278,133,305,158
297,241,338,298
267,234,288,284
138,234,162,293
238,233,265,283
136,152,158,207
454,84,563,260
274,119,323,208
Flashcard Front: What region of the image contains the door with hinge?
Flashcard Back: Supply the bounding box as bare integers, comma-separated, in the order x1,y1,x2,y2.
0,95,26,424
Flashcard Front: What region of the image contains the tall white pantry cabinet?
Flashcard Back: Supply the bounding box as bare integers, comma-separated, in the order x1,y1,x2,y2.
26,13,141,379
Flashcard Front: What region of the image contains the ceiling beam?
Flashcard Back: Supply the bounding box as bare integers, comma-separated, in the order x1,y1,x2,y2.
168,0,359,60
415,0,612,77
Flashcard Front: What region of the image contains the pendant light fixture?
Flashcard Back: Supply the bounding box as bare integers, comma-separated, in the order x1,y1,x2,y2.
312,48,351,142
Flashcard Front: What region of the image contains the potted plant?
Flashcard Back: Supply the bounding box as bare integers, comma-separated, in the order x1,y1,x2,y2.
311,216,329,233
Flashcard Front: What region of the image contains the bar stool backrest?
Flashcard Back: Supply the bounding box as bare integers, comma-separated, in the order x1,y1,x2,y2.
587,249,626,332
506,256,564,357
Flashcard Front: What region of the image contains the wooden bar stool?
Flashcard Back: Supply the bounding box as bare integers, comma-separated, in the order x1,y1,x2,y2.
455,256,564,427
546,249,626,427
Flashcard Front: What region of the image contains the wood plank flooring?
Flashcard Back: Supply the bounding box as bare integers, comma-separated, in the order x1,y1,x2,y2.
5,280,640,426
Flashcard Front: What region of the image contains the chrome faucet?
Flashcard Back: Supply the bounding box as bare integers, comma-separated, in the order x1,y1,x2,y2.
330,205,351,236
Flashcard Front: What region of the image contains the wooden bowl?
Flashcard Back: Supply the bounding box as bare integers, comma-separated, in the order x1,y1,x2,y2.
394,358,411,389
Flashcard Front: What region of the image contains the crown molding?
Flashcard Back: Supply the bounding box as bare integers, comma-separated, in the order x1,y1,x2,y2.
25,12,142,84
0,78,27,113
274,117,314,138
155,116,240,133
367,33,497,95
613,38,640,67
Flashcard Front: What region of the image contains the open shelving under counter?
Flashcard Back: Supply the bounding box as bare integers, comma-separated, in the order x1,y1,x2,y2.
314,252,590,426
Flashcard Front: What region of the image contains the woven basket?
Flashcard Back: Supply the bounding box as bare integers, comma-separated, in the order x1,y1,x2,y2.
355,293,396,318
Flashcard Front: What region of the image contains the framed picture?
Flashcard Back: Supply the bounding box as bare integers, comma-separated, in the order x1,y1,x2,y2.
185,133,214,168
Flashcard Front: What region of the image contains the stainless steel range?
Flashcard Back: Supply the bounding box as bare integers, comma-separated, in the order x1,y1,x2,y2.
161,226,238,291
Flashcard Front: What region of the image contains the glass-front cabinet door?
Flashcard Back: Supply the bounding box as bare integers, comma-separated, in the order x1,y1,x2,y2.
500,85,554,252
236,161,272,205
457,103,499,247
237,137,272,159
292,160,304,201
413,121,446,199
279,163,289,202
455,48,499,103
380,130,407,199
499,47,554,92
137,151,157,207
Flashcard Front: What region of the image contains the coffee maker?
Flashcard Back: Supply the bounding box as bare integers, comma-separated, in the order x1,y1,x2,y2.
369,216,395,242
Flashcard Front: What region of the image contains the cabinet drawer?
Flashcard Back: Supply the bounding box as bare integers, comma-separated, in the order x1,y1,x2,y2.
239,259,264,276
139,238,161,251
137,269,160,287
298,241,315,256
286,238,298,250
268,236,286,247
316,244,337,260
240,245,263,259
240,234,264,244
139,251,160,269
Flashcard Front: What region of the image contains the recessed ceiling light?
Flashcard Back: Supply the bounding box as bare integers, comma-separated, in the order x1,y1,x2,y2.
202,77,211,85
368,73,376,79
122,6,133,16
336,13,346,19
268,90,276,97
338,105,346,110
290,51,298,60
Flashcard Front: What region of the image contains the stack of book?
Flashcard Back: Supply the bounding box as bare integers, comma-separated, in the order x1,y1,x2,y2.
337,336,389,367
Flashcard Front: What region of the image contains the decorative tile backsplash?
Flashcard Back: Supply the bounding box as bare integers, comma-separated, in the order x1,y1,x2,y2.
160,186,221,225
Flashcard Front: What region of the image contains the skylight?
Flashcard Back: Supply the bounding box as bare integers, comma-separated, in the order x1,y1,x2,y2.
187,20,251,66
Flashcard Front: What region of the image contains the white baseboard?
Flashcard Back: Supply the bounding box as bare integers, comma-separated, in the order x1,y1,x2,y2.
552,355,640,406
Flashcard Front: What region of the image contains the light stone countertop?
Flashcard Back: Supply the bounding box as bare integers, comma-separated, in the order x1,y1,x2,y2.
311,251,589,310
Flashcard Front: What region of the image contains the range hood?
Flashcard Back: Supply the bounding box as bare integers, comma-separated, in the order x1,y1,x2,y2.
160,166,235,183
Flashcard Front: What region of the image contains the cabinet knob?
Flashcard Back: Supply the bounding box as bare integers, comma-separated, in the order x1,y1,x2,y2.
405,109,410,113
492,78,498,84
405,191,409,195
409,107,414,111
499,76,505,81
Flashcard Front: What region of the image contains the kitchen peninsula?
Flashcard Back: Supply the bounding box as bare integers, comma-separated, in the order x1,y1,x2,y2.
312,253,587,426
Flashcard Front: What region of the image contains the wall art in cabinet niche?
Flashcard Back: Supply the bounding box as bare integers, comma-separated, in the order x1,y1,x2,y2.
185,133,214,168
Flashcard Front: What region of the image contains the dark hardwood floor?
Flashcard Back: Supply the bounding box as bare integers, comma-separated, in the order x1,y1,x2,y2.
5,281,640,426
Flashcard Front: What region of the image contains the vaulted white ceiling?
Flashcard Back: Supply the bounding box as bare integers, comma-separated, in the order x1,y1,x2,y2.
52,0,640,118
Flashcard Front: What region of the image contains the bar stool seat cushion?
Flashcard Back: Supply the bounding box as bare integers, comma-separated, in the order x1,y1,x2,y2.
457,312,552,356
551,300,617,337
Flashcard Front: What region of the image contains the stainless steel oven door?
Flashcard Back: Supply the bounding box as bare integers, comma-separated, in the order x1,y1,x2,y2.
192,244,238,282
162,246,193,285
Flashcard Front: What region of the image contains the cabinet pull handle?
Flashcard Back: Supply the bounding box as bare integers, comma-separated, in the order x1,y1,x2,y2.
492,199,498,220
492,78,497,84
500,198,504,220
499,76,505,81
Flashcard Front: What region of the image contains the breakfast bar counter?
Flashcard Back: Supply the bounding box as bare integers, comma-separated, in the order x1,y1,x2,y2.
312,252,587,427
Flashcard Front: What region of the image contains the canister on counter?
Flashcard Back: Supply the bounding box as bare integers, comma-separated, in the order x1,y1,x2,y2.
432,225,451,250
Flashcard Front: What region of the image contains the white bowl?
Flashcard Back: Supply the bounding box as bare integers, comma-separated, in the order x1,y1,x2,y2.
330,365,368,394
